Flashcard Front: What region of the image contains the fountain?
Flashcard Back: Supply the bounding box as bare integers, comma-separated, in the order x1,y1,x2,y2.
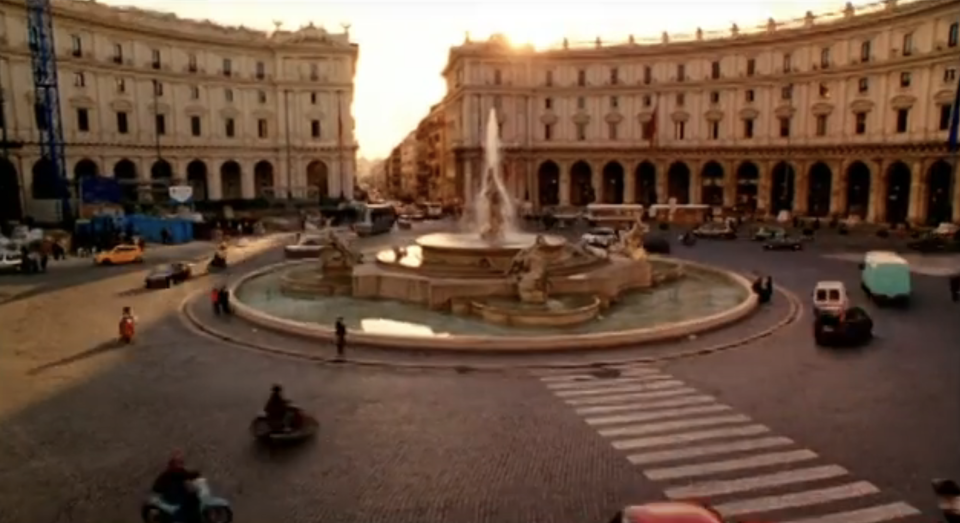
228,109,758,351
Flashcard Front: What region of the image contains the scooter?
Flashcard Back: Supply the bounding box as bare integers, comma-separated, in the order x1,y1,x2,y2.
119,317,135,344
250,407,319,443
142,477,233,523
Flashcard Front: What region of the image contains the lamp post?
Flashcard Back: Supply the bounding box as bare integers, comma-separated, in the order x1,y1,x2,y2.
283,89,292,199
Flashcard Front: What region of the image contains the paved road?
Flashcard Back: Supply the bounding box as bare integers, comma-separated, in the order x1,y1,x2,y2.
1,225,955,523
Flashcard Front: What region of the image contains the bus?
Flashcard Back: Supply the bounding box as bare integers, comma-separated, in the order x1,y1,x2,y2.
585,204,647,228
354,203,398,237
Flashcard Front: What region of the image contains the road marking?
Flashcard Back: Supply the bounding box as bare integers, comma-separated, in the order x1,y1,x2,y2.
627,436,795,465
781,503,921,523
585,404,732,426
546,374,675,390
664,464,848,498
565,387,698,406
575,395,717,416
554,380,685,398
599,414,751,438
537,367,661,382
612,425,771,450
646,449,818,480
713,481,879,517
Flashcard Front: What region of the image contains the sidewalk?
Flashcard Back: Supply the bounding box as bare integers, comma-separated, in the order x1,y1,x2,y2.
183,284,800,371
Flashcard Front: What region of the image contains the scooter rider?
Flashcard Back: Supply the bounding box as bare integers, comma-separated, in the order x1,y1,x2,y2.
151,451,201,523
264,384,291,430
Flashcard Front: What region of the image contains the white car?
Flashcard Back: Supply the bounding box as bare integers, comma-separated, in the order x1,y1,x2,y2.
581,227,620,248
813,280,848,317
0,250,23,272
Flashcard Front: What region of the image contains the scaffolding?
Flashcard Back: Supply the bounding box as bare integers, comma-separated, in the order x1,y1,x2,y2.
27,0,70,222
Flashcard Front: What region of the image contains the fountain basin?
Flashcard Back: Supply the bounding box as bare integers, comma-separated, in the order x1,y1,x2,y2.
229,257,758,352
470,295,602,328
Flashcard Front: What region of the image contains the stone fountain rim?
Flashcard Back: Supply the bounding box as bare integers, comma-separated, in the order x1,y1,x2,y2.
226,257,759,353
415,231,567,252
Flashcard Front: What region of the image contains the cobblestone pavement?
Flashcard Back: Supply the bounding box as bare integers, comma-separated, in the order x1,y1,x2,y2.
2,226,953,523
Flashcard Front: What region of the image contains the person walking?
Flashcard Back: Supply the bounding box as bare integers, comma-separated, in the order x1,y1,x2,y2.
334,317,347,361
211,287,222,315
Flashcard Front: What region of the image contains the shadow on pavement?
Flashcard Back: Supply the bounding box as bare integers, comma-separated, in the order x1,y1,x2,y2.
27,338,133,376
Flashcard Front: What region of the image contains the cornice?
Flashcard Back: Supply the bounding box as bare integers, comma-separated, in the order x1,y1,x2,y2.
446,0,955,64
0,0,358,56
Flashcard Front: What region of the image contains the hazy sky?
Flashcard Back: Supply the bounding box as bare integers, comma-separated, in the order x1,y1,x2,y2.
103,0,862,158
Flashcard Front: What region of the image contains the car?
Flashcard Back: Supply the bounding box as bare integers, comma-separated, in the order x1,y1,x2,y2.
0,250,22,273
284,235,325,259
860,250,911,306
763,235,803,251
752,226,784,241
814,306,873,346
907,234,960,253
692,222,736,239
94,244,143,265
581,227,620,248
145,262,192,288
812,280,848,316
643,236,671,255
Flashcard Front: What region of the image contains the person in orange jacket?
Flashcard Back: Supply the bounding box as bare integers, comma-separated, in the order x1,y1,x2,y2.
211,288,222,315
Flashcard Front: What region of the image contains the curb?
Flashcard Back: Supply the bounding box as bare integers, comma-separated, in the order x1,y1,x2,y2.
180,284,803,373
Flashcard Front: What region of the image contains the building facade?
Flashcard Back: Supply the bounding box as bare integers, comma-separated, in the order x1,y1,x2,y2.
440,0,960,224
0,0,358,222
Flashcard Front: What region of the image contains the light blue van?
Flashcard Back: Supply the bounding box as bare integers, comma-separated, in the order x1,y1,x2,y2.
859,251,911,305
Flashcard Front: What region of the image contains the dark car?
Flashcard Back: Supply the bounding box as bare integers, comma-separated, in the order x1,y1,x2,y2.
813,306,873,347
907,234,960,253
145,262,192,288
643,236,671,255
763,236,803,251
752,226,784,241
693,222,736,239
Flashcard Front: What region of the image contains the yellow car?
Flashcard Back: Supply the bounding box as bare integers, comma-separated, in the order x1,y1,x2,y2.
95,244,144,265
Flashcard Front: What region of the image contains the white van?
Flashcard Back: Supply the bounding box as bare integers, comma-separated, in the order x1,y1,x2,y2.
813,281,848,316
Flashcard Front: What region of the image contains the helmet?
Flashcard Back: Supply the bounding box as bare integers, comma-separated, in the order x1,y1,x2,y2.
271,384,282,393
122,306,131,314
168,450,184,468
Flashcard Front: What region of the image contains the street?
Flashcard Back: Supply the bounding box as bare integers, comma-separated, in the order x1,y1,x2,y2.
0,225,956,523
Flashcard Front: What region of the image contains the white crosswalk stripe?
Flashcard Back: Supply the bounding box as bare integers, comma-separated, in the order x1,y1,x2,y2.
535,364,921,523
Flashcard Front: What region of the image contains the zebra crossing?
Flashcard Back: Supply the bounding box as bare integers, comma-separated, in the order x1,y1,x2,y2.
535,364,923,523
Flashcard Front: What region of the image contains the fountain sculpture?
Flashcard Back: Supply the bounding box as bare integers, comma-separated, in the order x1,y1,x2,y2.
278,108,680,328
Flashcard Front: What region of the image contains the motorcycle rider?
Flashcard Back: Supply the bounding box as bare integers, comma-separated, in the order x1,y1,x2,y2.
264,384,292,430
151,451,201,523
121,306,136,323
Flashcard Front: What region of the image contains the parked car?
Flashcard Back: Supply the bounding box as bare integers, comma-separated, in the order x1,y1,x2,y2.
95,244,144,265
752,226,784,241
693,222,736,239
907,234,960,253
284,236,325,259
0,250,22,273
814,306,873,346
581,227,620,248
643,236,672,255
763,235,804,251
145,262,192,289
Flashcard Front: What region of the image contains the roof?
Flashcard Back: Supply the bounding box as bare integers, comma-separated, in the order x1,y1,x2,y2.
865,251,909,265
814,280,846,289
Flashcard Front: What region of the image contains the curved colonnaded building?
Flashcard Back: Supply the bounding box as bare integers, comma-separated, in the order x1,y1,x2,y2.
0,0,358,222
440,0,959,224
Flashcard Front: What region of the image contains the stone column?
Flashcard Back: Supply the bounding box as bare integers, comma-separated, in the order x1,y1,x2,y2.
867,159,886,223
655,159,669,204
756,160,772,216
792,160,809,215
559,160,571,206
240,160,256,200
830,159,846,216
624,169,636,204
722,160,736,208
689,160,703,205
907,159,925,225
591,160,603,204
207,166,223,201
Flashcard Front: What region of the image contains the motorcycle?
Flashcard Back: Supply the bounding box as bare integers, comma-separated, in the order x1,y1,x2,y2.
250,407,319,443
141,477,233,523
119,317,135,344
207,254,227,272
680,233,697,247
933,478,960,523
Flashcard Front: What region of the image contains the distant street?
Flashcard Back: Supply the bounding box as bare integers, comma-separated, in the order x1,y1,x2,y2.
0,222,956,523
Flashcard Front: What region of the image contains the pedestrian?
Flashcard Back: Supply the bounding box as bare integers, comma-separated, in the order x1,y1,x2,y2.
211,287,221,315
334,317,347,360
949,273,960,303
218,286,231,315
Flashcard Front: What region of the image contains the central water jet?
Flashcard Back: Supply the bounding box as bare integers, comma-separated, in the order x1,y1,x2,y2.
472,108,517,244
